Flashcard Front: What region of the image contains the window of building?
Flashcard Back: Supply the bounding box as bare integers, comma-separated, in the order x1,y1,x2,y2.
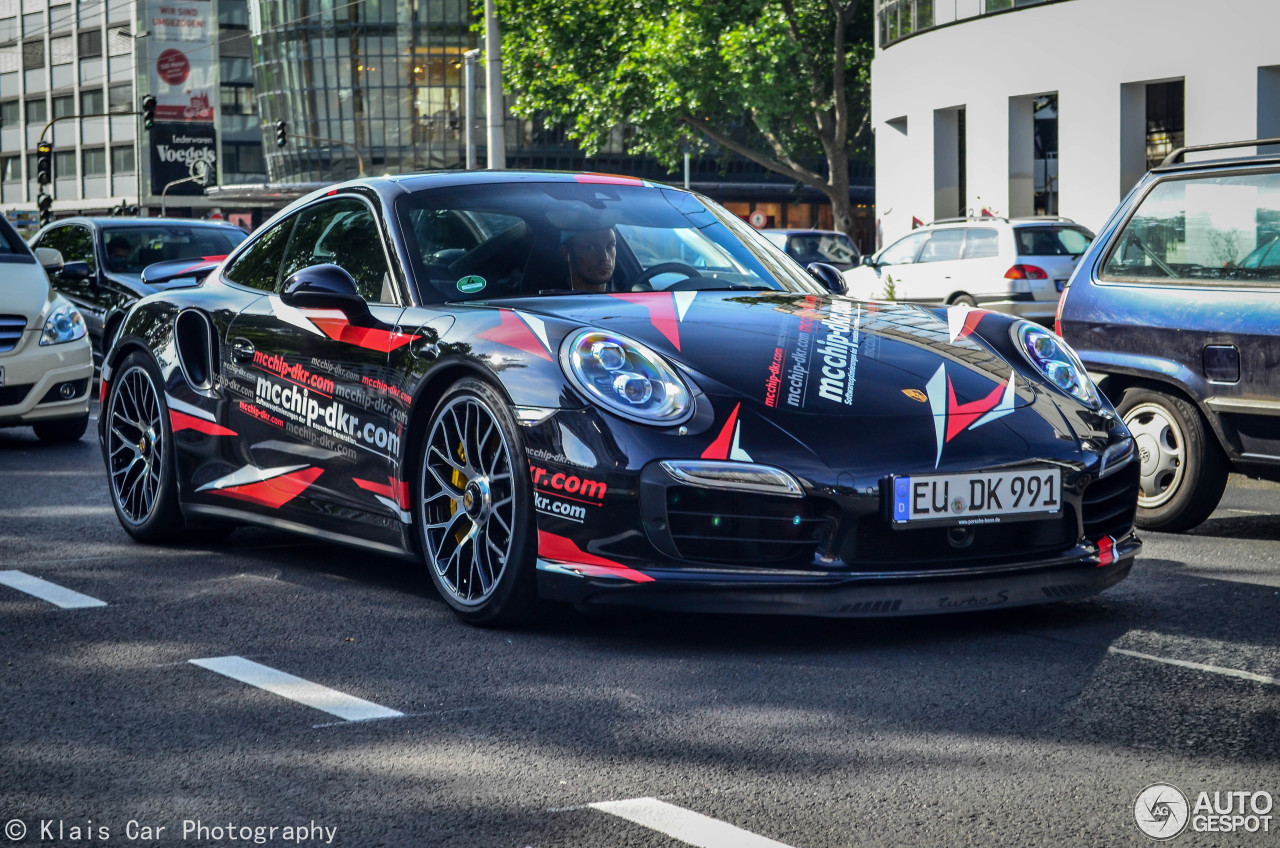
21,12,41,35
108,82,132,111
1,155,19,182
54,150,76,179
25,98,47,125
49,4,72,30
111,144,134,173
52,94,74,118
81,87,104,115
82,147,106,176
0,99,18,126
0,16,17,42
220,85,255,116
1146,80,1185,169
50,34,73,64
22,38,42,70
107,26,132,55
78,29,102,58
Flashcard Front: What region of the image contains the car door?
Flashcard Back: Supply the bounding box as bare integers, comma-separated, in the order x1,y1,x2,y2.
220,195,410,539
849,230,928,301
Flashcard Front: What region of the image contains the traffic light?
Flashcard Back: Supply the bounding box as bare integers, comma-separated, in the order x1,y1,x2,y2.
141,95,156,130
37,192,53,226
274,120,288,148
36,142,52,185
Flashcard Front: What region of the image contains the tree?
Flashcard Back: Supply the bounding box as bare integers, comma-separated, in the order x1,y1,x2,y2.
494,0,873,236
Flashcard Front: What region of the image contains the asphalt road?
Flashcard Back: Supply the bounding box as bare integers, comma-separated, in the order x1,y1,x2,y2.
1,404,1277,848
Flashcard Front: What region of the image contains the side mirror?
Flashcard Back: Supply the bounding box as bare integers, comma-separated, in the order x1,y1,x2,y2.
806,261,847,296
58,261,92,281
281,264,371,322
34,247,65,271
860,254,878,267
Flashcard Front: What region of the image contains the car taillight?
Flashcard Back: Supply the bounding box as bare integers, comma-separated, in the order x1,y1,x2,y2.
1005,264,1048,280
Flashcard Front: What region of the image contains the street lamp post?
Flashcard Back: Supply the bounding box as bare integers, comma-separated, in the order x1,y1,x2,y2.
483,0,505,169
464,49,480,169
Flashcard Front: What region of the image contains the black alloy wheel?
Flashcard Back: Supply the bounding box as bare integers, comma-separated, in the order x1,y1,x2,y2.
104,352,185,541
417,378,537,625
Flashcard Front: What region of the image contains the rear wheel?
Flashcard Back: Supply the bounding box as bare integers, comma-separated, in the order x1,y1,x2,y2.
33,414,88,443
104,352,186,541
1118,387,1228,532
416,378,538,626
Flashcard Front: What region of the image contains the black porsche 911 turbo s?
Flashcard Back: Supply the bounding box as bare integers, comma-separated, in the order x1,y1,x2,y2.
98,171,1140,625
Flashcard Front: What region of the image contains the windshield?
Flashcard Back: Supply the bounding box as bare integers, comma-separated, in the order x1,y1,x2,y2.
395,182,826,303
786,232,860,266
103,225,247,275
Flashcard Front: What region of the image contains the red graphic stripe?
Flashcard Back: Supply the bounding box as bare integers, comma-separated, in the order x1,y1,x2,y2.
610,292,681,350
537,530,654,582
956,309,986,339
169,409,237,437
1097,535,1116,566
211,467,324,509
477,309,553,361
173,255,226,274
701,403,741,460
944,376,1007,443
354,477,411,509
304,312,418,353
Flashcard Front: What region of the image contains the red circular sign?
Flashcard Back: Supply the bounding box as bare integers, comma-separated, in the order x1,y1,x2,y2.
156,49,190,85
749,211,767,228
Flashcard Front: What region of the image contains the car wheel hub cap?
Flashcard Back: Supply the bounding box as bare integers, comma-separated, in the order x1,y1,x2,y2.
1124,402,1185,508
462,477,491,523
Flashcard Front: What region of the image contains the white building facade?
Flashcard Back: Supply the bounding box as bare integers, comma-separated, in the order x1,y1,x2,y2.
872,0,1280,245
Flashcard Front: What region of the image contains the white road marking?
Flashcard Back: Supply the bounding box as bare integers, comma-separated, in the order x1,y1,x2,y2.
4,506,114,518
189,656,403,722
1108,646,1280,686
589,798,798,848
0,570,107,609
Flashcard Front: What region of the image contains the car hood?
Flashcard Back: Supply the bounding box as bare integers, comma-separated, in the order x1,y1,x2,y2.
502,291,1037,419
3,264,56,325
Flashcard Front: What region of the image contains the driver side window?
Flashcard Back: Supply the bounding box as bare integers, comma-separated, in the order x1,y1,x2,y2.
279,198,396,303
879,231,929,265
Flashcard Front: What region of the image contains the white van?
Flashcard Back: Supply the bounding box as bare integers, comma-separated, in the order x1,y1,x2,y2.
0,213,93,441
843,217,1093,324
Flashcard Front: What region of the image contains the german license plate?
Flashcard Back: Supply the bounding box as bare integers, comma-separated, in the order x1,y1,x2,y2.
890,467,1062,527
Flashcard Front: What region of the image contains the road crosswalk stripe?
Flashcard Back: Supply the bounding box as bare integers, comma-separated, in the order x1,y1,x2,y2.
189,656,403,722
589,798,797,848
0,570,107,609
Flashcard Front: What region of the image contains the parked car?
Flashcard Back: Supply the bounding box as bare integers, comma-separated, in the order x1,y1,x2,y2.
1058,137,1280,532
845,217,1093,324
0,213,93,442
760,228,861,271
29,217,248,368
99,172,1138,625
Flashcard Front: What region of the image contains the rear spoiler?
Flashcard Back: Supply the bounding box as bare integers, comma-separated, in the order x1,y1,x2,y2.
139,255,227,288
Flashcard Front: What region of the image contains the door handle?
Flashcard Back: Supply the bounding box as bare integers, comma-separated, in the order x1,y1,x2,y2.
231,338,256,363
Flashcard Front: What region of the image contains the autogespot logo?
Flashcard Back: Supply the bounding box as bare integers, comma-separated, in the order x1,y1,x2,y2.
1136,783,1190,840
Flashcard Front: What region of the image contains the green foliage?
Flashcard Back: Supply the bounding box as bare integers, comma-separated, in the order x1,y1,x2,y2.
881,272,897,301
493,0,872,203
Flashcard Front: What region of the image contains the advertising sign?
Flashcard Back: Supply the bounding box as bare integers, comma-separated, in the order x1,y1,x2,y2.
145,0,216,123
151,123,217,195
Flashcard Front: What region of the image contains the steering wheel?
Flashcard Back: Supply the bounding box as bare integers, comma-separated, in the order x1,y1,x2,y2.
628,262,703,292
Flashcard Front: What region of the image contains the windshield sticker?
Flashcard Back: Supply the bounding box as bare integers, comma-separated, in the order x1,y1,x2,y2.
457,275,487,294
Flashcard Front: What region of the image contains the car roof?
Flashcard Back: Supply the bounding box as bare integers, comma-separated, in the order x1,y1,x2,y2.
760,228,851,236
47,217,244,229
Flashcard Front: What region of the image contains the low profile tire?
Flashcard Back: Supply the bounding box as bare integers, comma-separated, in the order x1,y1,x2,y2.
104,351,186,542
417,378,538,626
33,414,88,443
1118,387,1228,532
949,293,978,307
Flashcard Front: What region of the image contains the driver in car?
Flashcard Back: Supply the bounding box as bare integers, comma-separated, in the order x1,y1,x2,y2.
560,228,616,293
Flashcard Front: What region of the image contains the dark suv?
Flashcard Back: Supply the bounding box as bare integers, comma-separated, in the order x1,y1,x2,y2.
1058,138,1280,531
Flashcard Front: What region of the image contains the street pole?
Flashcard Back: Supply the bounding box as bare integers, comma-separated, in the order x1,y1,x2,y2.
483,0,505,169
464,49,480,170
684,152,690,189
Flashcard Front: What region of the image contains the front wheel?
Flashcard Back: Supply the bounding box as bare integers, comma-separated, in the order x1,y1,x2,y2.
949,293,978,307
1117,387,1228,532
103,352,186,542
416,378,538,626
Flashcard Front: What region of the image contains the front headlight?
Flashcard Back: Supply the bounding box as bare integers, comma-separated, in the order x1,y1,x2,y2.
561,329,693,425
1015,322,1099,407
40,303,87,346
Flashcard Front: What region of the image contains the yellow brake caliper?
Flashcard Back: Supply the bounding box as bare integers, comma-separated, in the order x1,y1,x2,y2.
451,440,469,544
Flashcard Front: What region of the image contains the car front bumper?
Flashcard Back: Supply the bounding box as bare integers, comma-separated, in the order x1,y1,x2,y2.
0,330,93,426
536,535,1139,617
